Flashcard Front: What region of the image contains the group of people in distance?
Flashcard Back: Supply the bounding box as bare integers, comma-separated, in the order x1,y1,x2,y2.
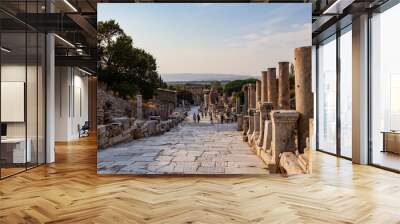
191,107,227,125
192,112,201,123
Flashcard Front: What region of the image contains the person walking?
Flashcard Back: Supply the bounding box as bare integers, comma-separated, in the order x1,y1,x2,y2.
197,113,201,123
220,114,224,124
193,113,197,123
210,114,213,124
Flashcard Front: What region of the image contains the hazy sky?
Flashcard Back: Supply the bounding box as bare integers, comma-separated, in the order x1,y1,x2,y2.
98,3,311,77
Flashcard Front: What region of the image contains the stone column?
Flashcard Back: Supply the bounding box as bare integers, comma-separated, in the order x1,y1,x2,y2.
257,102,273,148
261,71,268,103
235,97,241,114
204,93,208,108
249,83,256,110
256,80,261,108
237,114,243,131
241,84,249,139
295,46,313,153
242,116,249,141
251,80,261,144
242,84,248,116
278,62,290,109
276,78,280,104
246,84,256,137
269,110,299,173
257,71,272,148
267,68,278,108
137,94,143,120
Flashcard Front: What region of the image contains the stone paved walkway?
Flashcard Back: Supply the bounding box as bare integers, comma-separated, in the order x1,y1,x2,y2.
98,107,268,174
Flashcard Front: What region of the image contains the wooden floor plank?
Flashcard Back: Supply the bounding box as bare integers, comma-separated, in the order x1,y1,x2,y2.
1,136,400,223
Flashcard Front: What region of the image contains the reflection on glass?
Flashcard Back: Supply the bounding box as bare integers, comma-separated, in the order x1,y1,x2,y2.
340,27,352,158
371,3,400,171
27,31,38,169
1,32,27,177
317,35,337,154
0,1,47,179
38,33,46,165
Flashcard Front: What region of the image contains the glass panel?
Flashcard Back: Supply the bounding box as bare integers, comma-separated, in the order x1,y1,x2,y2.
1,31,27,177
371,3,400,171
27,31,38,169
0,1,46,178
38,32,45,165
339,27,352,158
317,35,337,154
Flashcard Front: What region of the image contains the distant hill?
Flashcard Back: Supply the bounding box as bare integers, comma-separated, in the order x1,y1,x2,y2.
161,73,256,82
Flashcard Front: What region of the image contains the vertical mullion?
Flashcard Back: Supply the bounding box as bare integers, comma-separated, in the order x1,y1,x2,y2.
0,27,2,179
316,45,320,151
336,29,341,157
73,68,75,118
69,69,71,118
367,11,373,165
36,0,39,167
44,0,47,164
25,0,28,171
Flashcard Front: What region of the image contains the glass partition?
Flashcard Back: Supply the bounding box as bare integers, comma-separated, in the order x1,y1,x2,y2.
339,26,352,158
27,31,38,169
370,3,400,171
317,35,337,154
38,32,45,165
0,2,46,179
1,31,28,177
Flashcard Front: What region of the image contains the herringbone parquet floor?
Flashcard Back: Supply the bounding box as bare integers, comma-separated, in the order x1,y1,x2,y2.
1,136,400,224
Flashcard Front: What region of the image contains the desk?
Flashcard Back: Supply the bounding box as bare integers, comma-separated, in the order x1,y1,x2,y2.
1,138,31,163
382,131,400,154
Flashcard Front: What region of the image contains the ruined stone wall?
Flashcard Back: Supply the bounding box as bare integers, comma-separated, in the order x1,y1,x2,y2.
97,114,185,150
97,84,135,125
97,83,186,150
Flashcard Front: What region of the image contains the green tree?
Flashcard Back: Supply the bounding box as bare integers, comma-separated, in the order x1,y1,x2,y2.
97,20,165,100
97,20,125,67
223,78,257,96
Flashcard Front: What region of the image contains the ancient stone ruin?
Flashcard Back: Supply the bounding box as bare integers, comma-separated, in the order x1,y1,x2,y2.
203,83,237,124
97,85,186,149
231,46,313,176
99,46,314,176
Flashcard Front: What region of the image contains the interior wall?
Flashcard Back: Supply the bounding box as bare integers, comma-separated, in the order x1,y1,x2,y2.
1,64,27,138
55,66,70,141
55,66,89,141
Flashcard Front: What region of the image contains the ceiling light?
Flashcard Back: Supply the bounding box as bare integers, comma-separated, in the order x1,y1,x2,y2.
322,0,355,15
76,49,84,55
63,0,78,12
78,67,92,76
54,34,75,48
1,47,11,53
